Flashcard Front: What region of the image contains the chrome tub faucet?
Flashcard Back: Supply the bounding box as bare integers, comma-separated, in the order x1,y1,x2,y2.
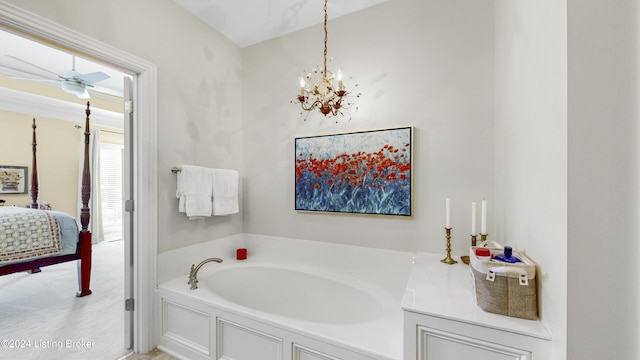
187,257,223,290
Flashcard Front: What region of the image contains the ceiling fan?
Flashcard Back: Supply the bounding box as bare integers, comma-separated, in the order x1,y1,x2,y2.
2,54,120,99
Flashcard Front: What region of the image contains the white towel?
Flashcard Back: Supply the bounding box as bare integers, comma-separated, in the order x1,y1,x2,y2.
212,168,239,216
176,165,213,219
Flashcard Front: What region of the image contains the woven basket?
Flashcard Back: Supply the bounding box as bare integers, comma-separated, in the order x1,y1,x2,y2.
470,242,538,320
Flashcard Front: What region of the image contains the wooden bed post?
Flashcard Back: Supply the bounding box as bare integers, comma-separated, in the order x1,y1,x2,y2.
30,118,39,209
29,118,42,273
77,101,93,297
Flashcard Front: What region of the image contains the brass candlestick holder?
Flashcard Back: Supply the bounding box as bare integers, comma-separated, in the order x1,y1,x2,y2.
461,234,478,265
461,234,480,265
480,233,488,243
441,227,457,265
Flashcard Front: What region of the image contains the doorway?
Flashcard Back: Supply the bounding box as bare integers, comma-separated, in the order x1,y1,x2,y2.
0,29,131,358
0,3,158,355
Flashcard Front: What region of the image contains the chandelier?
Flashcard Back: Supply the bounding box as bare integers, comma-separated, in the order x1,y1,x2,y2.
294,0,360,121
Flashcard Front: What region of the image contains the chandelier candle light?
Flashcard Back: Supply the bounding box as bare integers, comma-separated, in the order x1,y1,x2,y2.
294,0,360,121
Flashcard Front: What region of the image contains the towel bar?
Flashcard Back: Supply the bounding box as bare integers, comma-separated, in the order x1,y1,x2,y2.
171,166,181,173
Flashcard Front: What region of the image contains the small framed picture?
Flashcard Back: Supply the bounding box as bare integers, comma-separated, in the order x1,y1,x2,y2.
0,166,28,194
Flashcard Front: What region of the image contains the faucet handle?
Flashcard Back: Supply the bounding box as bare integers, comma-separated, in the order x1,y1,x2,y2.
187,264,195,284
190,279,199,290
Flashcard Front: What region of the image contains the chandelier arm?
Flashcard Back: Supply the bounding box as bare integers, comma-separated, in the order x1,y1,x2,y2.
300,98,324,111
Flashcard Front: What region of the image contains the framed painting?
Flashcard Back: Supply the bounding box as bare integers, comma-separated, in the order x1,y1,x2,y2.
0,166,28,194
295,126,412,216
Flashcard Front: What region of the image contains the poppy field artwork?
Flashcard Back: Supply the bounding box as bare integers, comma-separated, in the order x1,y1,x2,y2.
295,127,412,216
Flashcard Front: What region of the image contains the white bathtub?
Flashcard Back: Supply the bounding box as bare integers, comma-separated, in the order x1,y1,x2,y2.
157,234,414,360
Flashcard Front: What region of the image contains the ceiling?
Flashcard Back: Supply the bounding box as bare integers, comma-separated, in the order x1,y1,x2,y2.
173,0,388,48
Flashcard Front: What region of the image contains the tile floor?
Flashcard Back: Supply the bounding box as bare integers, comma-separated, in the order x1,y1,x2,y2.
120,348,175,360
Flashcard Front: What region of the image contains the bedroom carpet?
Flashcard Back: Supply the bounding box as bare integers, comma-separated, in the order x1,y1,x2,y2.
0,239,131,360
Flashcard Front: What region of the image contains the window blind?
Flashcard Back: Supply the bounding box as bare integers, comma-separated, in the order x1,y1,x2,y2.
100,142,124,241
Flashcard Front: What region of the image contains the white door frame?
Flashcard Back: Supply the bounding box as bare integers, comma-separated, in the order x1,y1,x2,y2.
0,1,158,353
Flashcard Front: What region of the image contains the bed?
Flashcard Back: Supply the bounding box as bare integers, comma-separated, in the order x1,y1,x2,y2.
0,102,93,297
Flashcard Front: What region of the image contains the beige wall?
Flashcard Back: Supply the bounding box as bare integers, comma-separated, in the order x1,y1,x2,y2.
0,109,81,215
0,106,122,216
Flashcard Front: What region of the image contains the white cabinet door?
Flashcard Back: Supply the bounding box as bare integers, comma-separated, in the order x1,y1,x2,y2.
418,326,531,360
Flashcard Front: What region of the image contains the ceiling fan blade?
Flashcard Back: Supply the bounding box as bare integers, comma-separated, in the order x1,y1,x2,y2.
77,71,110,85
87,84,124,98
6,75,60,85
0,66,41,79
4,55,63,80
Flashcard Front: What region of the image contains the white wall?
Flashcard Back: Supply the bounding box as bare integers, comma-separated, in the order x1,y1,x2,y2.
495,1,640,359
567,1,640,359
3,0,245,253
494,1,568,359
241,0,495,253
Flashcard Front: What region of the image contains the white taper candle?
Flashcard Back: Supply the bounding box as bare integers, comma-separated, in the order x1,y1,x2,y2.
471,201,477,235
445,197,451,228
481,198,487,234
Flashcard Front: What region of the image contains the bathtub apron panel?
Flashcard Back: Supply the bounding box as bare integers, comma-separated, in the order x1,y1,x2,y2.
217,318,282,360
158,289,384,360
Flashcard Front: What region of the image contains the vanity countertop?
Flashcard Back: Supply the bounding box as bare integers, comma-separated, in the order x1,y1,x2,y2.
401,252,552,340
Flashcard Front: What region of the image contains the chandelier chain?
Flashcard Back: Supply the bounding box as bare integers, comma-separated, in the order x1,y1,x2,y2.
323,0,328,78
